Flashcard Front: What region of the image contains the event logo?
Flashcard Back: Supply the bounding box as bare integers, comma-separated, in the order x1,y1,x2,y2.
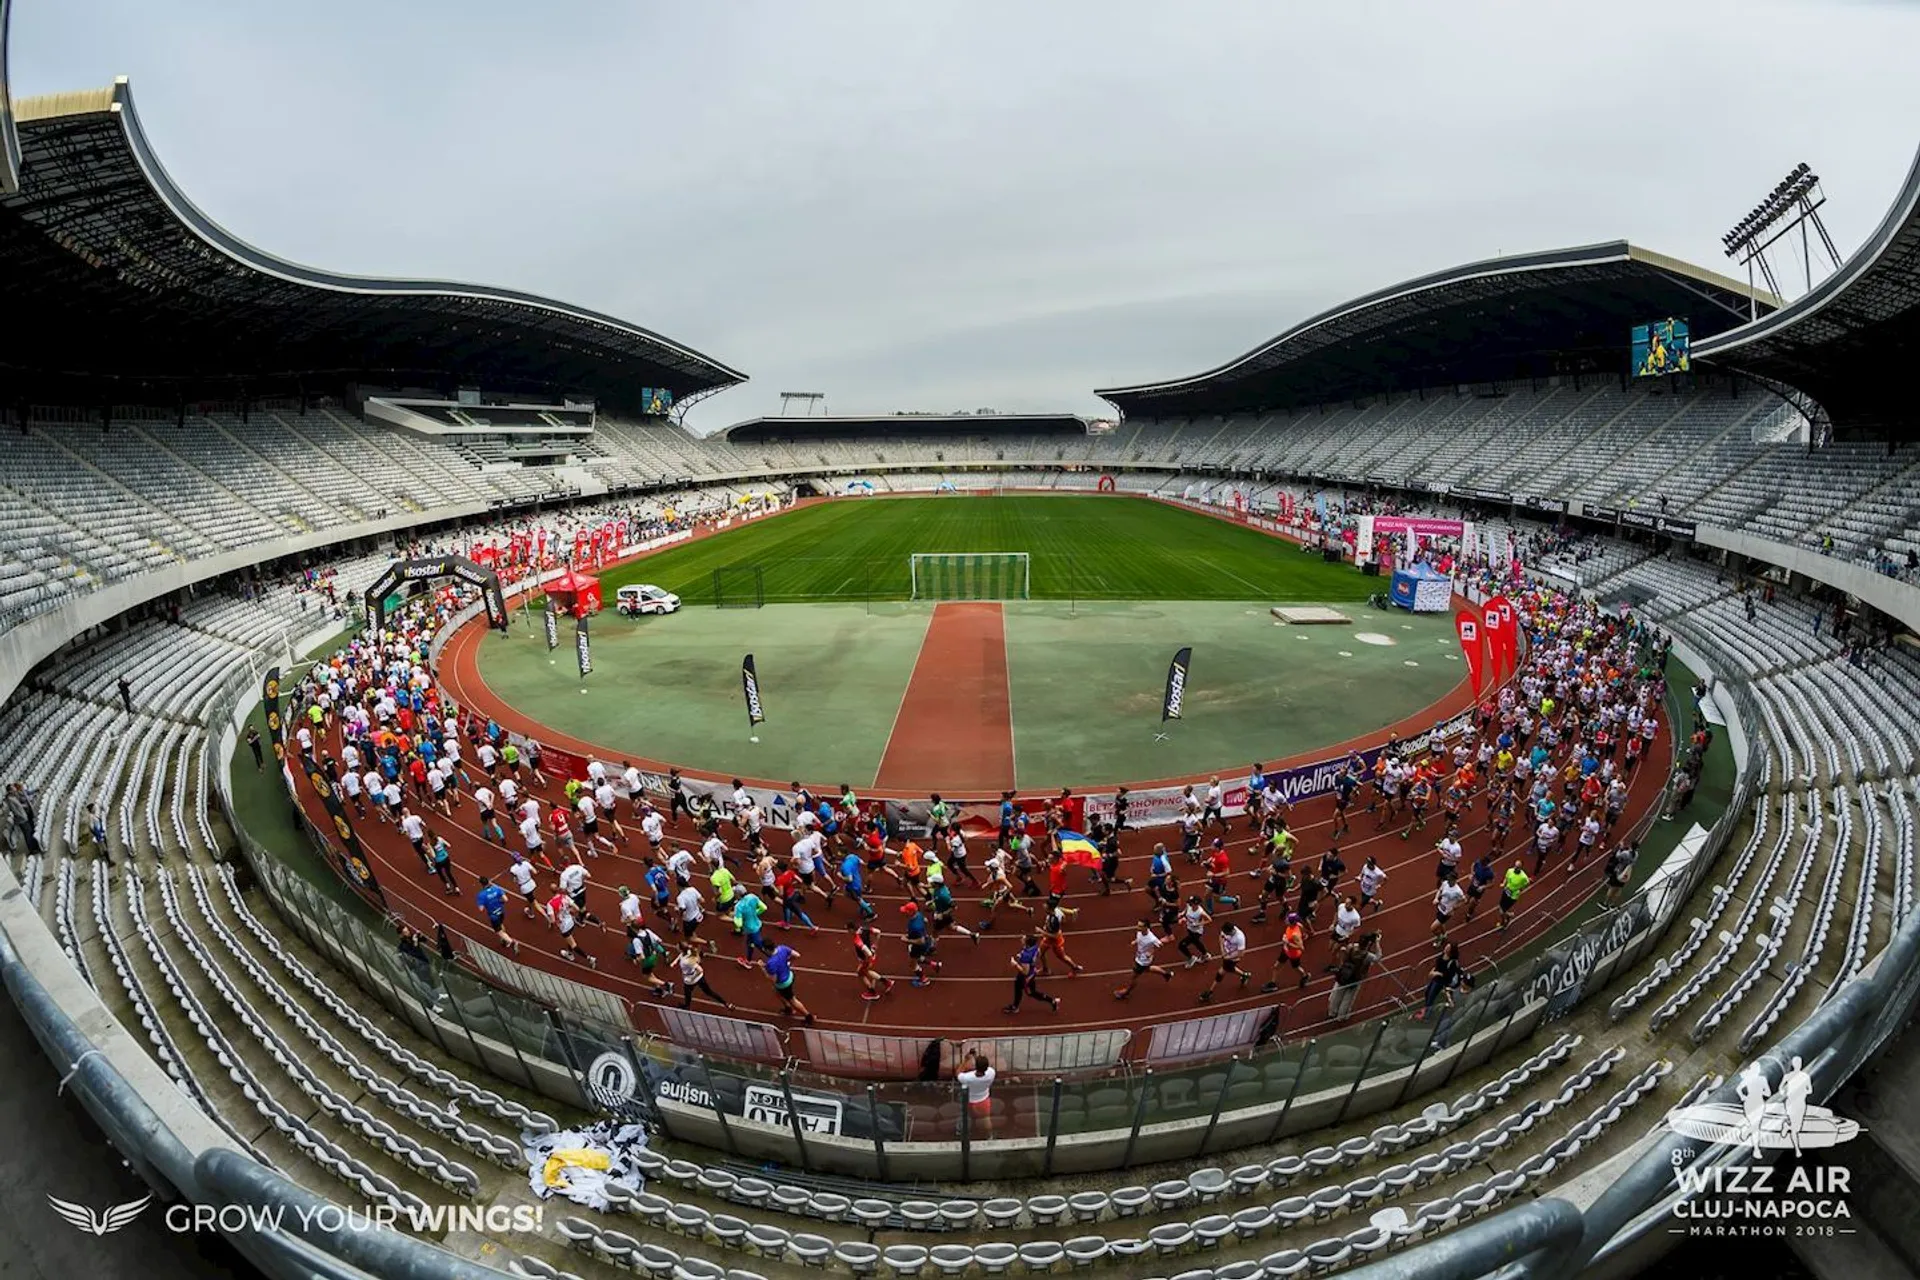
48,1193,150,1236
1663,1056,1860,1237
585,1051,640,1111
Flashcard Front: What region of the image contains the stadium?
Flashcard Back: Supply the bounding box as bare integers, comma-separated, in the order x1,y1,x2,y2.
3,7,1920,1280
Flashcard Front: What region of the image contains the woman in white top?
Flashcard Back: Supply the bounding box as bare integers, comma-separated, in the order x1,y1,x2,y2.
956,1054,996,1132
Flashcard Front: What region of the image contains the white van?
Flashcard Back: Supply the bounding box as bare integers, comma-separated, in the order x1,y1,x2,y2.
616,584,681,616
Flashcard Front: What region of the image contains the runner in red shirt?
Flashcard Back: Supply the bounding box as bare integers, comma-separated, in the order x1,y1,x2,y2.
548,806,582,860
848,919,893,1001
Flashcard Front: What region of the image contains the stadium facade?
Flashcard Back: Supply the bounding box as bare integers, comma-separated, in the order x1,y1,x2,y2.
4,23,1920,1280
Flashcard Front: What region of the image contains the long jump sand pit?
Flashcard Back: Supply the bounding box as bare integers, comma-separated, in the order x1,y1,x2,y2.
1270,605,1352,625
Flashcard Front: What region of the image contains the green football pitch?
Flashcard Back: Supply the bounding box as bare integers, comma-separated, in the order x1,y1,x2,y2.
591,495,1375,604
472,496,1466,788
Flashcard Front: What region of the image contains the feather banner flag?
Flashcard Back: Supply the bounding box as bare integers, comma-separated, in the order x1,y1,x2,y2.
1455,608,1488,699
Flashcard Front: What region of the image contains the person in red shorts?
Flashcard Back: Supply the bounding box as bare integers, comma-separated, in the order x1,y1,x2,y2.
849,919,893,1001
1038,903,1083,976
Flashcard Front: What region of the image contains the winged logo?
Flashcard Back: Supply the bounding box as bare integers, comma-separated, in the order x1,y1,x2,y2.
46,1192,151,1235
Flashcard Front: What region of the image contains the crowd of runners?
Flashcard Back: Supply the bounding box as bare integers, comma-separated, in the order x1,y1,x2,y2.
281,564,1684,1038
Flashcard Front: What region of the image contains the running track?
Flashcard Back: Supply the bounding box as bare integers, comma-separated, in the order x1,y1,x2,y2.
290,706,1672,1064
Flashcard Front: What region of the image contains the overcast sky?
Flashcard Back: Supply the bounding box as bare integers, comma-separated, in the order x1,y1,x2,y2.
12,0,1920,431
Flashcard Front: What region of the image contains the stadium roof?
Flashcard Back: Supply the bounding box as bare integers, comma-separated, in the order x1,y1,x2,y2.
722,413,1088,443
1693,142,1920,439
0,0,20,195
1096,242,1778,418
0,77,745,413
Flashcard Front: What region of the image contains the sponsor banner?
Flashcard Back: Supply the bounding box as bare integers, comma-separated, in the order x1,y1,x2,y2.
261,666,285,762
1656,515,1697,542
1484,594,1516,679
1525,895,1649,1018
366,554,506,632
575,613,592,677
1371,516,1465,538
540,743,591,783
1588,505,1619,524
543,606,559,652
742,1084,844,1135
1618,510,1658,532
1524,496,1568,515
1455,608,1486,699
300,758,381,900
1161,646,1192,722
742,655,765,725
1462,487,1512,505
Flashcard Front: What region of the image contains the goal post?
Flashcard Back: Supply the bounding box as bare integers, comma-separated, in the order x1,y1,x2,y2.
908,552,1030,601
713,564,765,608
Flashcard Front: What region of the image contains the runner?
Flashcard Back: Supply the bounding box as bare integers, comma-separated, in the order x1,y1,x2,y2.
675,943,731,1010
1196,920,1251,1003
624,923,675,998
732,888,778,967
1498,862,1532,931
557,859,606,929
548,891,597,968
1263,913,1309,992
507,854,542,922
762,943,815,1025
1463,852,1496,920
1176,896,1214,967
1004,934,1061,1015
1095,822,1131,895
1356,854,1387,914
1037,903,1083,976
473,876,519,954
848,918,894,1002
1431,877,1468,946
1113,919,1175,1000
1203,839,1240,913
772,864,819,932
901,901,942,986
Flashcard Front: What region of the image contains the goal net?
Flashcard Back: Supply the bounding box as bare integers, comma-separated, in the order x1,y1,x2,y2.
712,564,765,609
909,553,1030,601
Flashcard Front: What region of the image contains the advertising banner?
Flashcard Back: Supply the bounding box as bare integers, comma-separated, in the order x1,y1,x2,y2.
1161,647,1192,722
742,655,766,725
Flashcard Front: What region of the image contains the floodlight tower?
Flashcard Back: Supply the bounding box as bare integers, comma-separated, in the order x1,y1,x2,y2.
1720,162,1843,319
778,392,827,417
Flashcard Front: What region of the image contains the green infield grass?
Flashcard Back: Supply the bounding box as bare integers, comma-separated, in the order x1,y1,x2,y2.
590,495,1371,604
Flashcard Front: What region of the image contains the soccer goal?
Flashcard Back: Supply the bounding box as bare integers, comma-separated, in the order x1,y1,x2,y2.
713,564,765,608
909,552,1030,601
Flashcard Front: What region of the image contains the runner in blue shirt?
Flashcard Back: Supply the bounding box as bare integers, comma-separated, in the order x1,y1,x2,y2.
1147,843,1173,899
839,850,871,919
474,877,519,953
732,892,777,966
645,864,672,914
763,944,815,1024
902,902,941,986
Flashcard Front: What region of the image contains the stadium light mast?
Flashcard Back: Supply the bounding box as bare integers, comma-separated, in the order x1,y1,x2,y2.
1720,162,1842,319
778,392,827,417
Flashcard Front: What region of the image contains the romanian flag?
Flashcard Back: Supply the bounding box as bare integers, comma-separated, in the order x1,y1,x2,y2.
1059,831,1101,867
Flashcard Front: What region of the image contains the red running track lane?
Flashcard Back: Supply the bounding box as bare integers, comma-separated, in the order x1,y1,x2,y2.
288,715,1672,1061
873,603,1016,794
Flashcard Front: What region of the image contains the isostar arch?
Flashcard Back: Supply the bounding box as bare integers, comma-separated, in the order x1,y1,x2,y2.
365,555,508,634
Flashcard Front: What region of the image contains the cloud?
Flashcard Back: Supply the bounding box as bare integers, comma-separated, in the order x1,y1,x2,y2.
12,0,1920,432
